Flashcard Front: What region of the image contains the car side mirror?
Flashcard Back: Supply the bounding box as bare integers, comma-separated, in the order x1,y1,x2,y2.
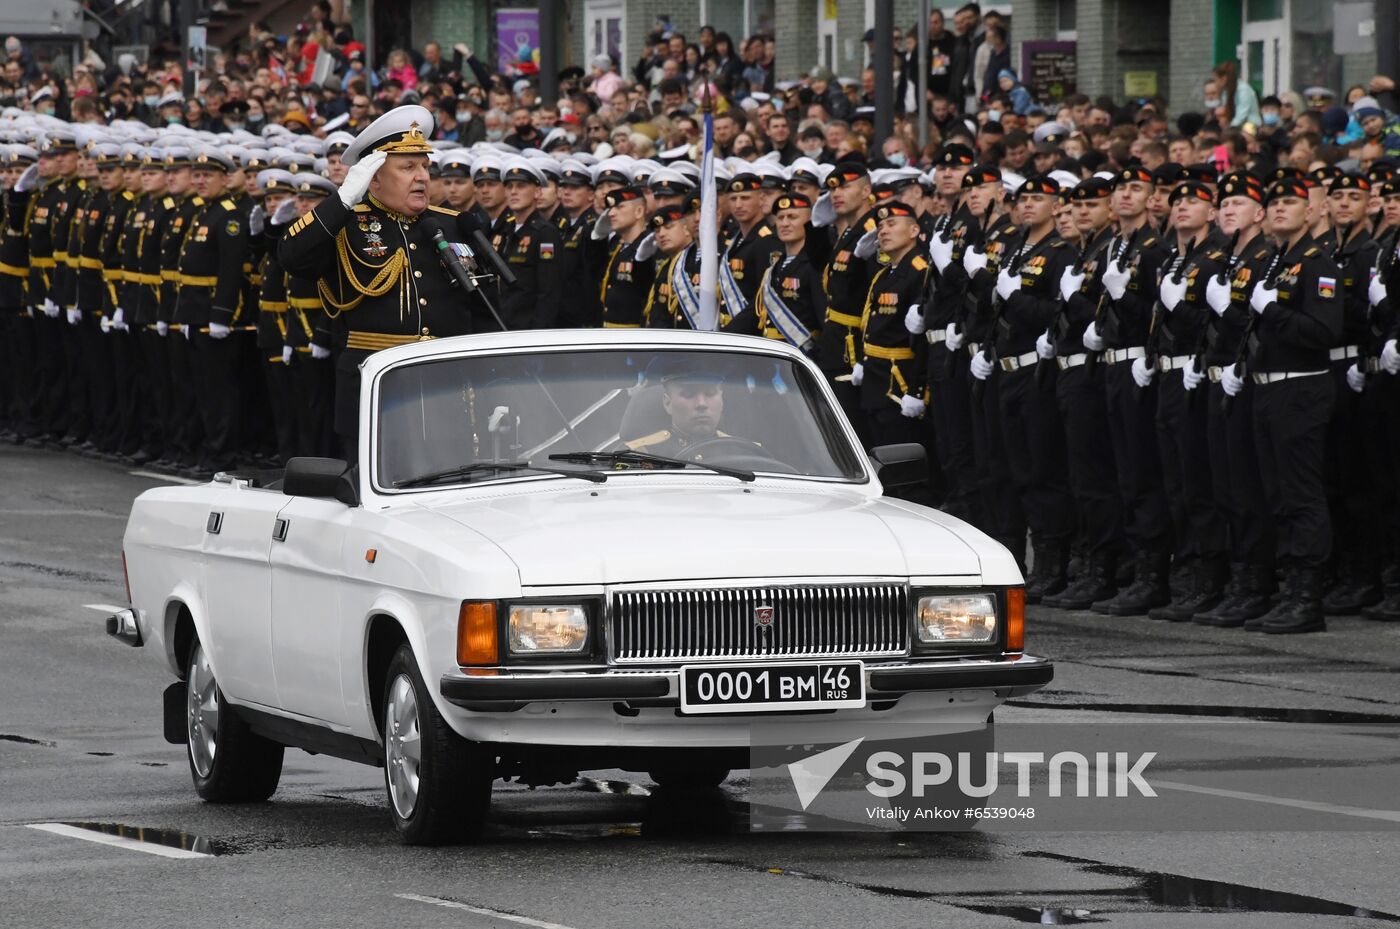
283,457,359,506
869,443,927,490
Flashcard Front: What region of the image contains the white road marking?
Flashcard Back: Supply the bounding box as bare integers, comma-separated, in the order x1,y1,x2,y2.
128,470,202,486
82,603,125,614
25,823,211,859
396,893,579,929
1153,780,1400,824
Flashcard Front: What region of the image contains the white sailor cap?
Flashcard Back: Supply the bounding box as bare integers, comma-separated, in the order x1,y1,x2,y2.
752,161,789,190
647,166,694,196
157,88,184,108
324,130,355,154
472,152,505,181
340,103,434,167
439,149,473,176
530,155,563,182
192,146,236,172
558,158,594,186
542,126,576,152
256,168,298,193
502,155,544,185
295,174,338,197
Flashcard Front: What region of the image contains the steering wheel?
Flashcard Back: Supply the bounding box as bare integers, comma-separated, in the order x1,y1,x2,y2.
679,437,798,474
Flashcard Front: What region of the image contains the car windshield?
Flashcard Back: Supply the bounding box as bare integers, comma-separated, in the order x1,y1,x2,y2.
375,348,866,490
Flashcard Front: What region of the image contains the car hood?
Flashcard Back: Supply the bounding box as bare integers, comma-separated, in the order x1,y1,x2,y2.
414,480,989,586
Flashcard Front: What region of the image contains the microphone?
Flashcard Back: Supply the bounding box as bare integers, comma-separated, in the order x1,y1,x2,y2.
428,223,477,293
470,229,517,286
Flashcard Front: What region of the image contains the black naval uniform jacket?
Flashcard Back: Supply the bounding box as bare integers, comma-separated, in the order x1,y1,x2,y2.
495,209,564,329
50,177,86,309
1,187,31,309
98,189,137,319
599,232,655,328
721,217,784,333
25,176,75,308
1099,223,1169,350
816,210,879,375
175,195,249,329
860,246,930,409
1248,234,1343,374
962,214,1022,348
1151,233,1228,363
755,247,827,353
1203,232,1275,369
1334,228,1380,354
559,206,602,327
994,229,1074,359
1053,225,1115,356
159,194,203,326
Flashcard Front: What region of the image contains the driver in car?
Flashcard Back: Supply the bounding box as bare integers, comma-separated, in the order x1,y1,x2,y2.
625,362,735,459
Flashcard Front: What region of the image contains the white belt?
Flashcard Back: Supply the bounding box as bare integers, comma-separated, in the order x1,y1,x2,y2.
1252,370,1327,385
926,328,946,344
999,350,1040,372
1207,365,1226,383
966,342,981,357
1329,345,1360,361
1156,354,1193,372
1056,353,1090,370
1104,346,1146,364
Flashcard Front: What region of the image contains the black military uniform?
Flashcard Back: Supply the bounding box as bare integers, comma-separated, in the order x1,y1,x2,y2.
255,193,300,465
494,160,565,329
817,164,878,438
26,148,78,444
1358,202,1400,621
858,202,929,447
556,163,602,327
598,186,655,329
719,173,784,334
754,194,825,355
53,168,91,447
158,162,206,469
95,156,139,458
1,148,37,442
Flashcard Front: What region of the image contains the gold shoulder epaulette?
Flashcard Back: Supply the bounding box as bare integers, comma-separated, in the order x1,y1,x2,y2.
911,256,929,270
122,190,135,201
221,198,236,210
352,204,371,213
625,429,671,450
1303,246,1320,257
192,196,205,206
757,225,772,237
427,204,459,216
162,196,175,208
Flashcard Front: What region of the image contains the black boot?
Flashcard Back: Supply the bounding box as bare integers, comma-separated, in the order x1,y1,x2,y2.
1194,563,1270,626
1150,558,1228,622
1246,571,1296,631
1044,551,1117,610
1361,592,1400,621
1322,557,1383,615
1024,541,1069,603
1263,568,1326,634
1092,551,1171,616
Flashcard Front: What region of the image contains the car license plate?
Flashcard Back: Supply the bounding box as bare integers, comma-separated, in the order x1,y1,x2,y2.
679,660,865,714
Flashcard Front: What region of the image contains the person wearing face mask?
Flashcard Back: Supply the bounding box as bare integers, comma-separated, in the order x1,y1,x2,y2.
217,100,249,133
797,125,832,162
454,95,486,145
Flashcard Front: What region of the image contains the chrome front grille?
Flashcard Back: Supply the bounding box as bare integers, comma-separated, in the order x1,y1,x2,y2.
609,584,909,663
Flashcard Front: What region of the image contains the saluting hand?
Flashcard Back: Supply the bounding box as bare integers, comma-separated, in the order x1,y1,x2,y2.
338,150,387,208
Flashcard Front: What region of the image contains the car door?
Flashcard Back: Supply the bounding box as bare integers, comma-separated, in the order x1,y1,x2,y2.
268,496,355,726
199,487,289,705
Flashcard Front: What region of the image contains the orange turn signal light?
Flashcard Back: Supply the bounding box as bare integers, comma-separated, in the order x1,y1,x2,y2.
457,601,498,666
1006,587,1025,652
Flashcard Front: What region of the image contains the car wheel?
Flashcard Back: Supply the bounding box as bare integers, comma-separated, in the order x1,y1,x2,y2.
186,638,284,802
648,763,731,790
383,644,493,845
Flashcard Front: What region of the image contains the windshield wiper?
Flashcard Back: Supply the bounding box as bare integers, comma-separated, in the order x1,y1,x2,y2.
393,461,607,488
548,450,755,482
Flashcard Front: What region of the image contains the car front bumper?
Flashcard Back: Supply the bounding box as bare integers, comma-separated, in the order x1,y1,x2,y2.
440,655,1052,712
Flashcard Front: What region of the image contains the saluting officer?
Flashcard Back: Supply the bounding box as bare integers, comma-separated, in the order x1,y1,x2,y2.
27,131,80,446
642,202,697,328
719,170,785,333
278,105,484,459
495,156,564,329
286,175,340,459
1,145,39,444
755,193,826,355
253,169,301,464
598,185,655,328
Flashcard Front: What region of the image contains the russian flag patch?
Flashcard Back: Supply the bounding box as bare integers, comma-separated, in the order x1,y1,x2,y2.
1318,276,1336,298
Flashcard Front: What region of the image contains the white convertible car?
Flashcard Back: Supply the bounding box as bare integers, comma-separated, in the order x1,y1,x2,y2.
109,330,1051,844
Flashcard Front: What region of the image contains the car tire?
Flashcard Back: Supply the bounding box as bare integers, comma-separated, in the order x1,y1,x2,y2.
186,638,284,803
647,763,731,790
383,644,493,845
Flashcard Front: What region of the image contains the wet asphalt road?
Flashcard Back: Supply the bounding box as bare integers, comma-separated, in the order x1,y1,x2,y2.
3,441,1400,929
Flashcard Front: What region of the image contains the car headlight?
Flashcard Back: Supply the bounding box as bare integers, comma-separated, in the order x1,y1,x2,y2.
916,593,997,644
508,604,589,654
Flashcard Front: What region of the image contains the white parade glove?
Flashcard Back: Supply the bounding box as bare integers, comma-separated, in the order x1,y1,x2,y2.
995,266,1021,301
272,199,299,225
1101,259,1130,300
591,212,612,240
904,304,925,335
929,233,954,272
1222,364,1245,396
13,164,39,193
899,394,926,418
850,363,863,385
1182,362,1204,391
1250,283,1277,315
962,247,988,276
337,149,387,208
1369,273,1388,308
66,307,82,325
1206,274,1232,317
1346,363,1366,393
970,352,993,380
1383,339,1400,375
1035,331,1056,360
248,205,265,238
853,229,879,259
112,307,125,330
1059,267,1084,303
1131,356,1154,388
182,324,191,340
155,320,169,336
1159,273,1188,312
99,316,113,334
1082,321,1105,352
311,344,331,360
944,322,965,351
208,321,230,339
282,345,293,365
41,299,60,318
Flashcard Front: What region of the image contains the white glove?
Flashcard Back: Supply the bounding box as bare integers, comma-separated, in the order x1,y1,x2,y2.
1082,321,1105,352
1059,267,1084,303
944,322,965,351
1383,339,1400,375
1182,362,1204,391
99,316,113,334
1206,274,1232,317
1250,283,1277,315
591,212,612,240
182,324,191,340
13,163,39,192
1101,259,1130,301
1131,356,1154,388
1222,364,1245,397
1159,273,1188,312
41,299,60,318
853,229,879,259
962,247,988,276
282,345,293,365
155,320,169,337
208,321,230,339
66,307,82,325
337,149,387,208
1369,273,1388,308
1035,331,1056,360
929,233,954,272
904,304,925,335
248,205,265,238
970,352,993,380
850,363,863,386
272,199,300,225
112,307,126,330
995,266,1021,301
311,343,331,360
899,394,926,418
1346,363,1366,393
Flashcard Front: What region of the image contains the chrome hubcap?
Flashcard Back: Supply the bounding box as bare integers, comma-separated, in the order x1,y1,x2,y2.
187,644,219,778
384,673,422,820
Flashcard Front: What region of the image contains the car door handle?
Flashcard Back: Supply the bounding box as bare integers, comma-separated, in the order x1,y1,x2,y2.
272,518,289,543
206,511,222,534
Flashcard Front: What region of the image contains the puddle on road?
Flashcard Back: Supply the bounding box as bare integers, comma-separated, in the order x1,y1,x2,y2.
58,822,281,856
1006,701,1400,725
0,734,56,747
